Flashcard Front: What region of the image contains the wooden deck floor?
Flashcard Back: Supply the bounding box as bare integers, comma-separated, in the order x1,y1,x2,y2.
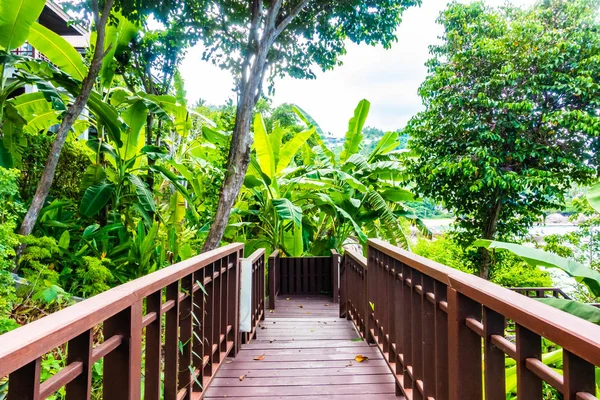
203,295,401,399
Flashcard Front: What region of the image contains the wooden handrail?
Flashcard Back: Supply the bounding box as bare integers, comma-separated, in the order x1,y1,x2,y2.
0,243,244,399
341,238,600,400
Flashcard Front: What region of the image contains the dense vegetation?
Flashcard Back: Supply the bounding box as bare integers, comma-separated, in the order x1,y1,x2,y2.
1,0,600,396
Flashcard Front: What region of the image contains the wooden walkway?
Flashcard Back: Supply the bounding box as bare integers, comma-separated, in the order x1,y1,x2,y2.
202,295,401,399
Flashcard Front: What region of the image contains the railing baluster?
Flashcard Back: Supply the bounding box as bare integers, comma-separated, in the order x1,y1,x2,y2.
434,280,448,400
516,325,542,400
268,251,277,310
178,275,194,399
394,260,404,379
402,265,413,390
193,267,206,391
563,350,596,400
448,288,482,400
65,329,93,400
203,262,215,381
422,275,435,399
484,307,505,400
145,290,162,400
229,250,242,355
411,270,424,400
103,301,143,400
164,281,181,400
8,358,41,400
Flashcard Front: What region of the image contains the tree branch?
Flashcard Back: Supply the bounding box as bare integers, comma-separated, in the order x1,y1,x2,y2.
273,0,311,39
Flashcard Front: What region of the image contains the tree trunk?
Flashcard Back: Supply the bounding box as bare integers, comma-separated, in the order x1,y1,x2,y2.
201,52,267,252
200,0,310,252
479,196,503,280
18,0,114,238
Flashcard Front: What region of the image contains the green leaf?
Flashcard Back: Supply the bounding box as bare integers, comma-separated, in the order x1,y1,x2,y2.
0,140,14,168
120,100,148,162
587,183,600,213
292,105,336,165
126,173,156,213
253,113,275,181
58,230,70,250
273,198,302,228
380,188,415,202
100,12,139,88
340,99,370,164
276,127,315,173
10,92,62,134
474,240,600,297
81,164,106,190
368,130,400,162
282,220,303,257
536,298,600,325
27,22,88,81
0,0,45,50
79,182,115,217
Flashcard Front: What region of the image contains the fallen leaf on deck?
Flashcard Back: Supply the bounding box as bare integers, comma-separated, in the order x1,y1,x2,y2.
253,354,265,361
311,329,315,332
354,355,369,363
351,337,362,342
306,312,310,314
324,304,329,306
239,375,246,381
269,310,274,313
286,297,291,300
299,305,303,308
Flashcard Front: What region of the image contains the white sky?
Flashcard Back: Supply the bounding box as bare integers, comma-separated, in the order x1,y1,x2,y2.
180,0,538,137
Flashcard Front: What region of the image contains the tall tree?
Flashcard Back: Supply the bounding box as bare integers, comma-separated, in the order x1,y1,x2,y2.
120,0,421,251
19,0,115,236
406,0,600,279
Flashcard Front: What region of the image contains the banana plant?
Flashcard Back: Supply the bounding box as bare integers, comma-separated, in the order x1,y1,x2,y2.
0,0,46,167
238,113,317,256
292,100,425,251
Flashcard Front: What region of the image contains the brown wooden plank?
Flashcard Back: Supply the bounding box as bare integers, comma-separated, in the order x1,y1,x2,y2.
220,359,390,370
203,395,403,400
203,383,397,397
215,366,394,378
210,374,394,386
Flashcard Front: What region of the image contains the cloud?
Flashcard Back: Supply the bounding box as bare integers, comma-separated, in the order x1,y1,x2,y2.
180,0,538,136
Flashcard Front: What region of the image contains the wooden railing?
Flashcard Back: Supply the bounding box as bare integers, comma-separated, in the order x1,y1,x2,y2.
267,250,340,309
510,287,571,299
241,249,266,344
342,239,600,400
0,243,244,400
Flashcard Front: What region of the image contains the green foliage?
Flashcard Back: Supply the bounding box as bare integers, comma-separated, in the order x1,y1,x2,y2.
0,0,45,51
406,0,600,275
413,236,477,274
19,134,90,203
75,256,114,297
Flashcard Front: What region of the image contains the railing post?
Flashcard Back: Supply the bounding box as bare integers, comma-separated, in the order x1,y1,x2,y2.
65,329,93,400
365,245,373,343
447,288,482,400
339,254,347,318
8,358,41,400
331,249,340,303
103,301,143,400
268,251,278,310
231,249,242,355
